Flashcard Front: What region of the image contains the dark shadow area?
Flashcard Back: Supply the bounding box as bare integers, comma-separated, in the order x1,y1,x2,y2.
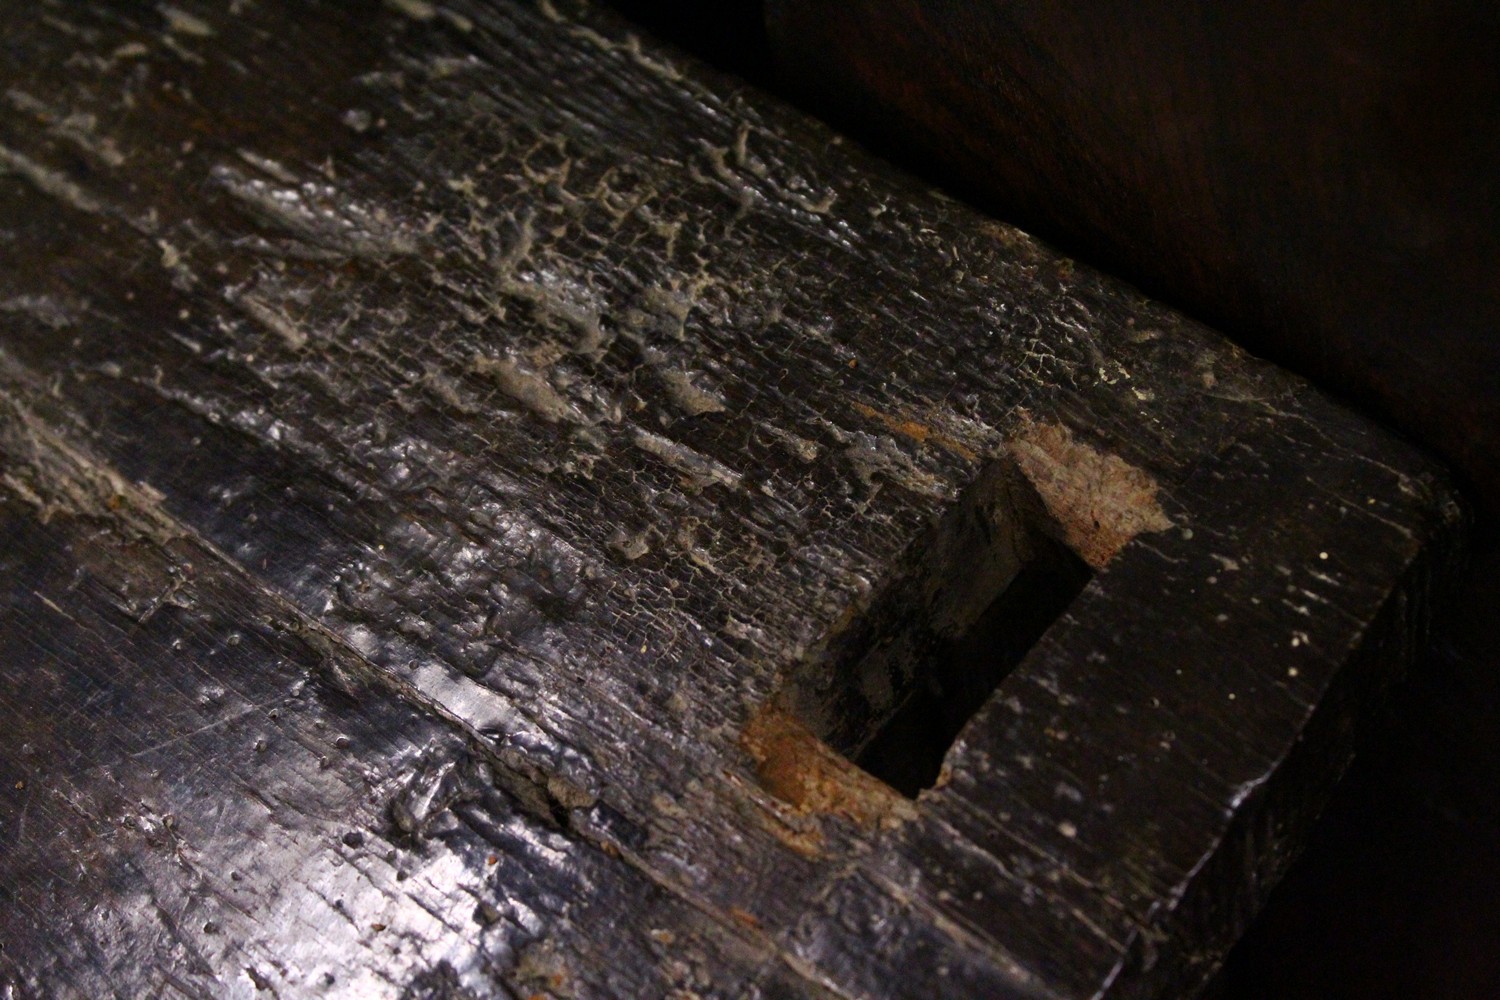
771,459,1094,799
1208,539,1500,1000
600,1,772,81
855,535,1092,796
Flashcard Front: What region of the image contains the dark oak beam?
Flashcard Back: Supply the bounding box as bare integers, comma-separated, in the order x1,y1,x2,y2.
0,3,1461,997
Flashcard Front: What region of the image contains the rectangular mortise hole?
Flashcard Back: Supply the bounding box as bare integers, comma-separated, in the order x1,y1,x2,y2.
784,461,1094,798
852,532,1091,796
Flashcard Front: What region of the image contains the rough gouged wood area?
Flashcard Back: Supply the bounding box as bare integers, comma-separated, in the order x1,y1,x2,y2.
0,2,1462,998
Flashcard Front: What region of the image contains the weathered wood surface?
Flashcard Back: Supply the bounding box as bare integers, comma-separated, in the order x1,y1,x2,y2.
0,2,1461,998
766,0,1500,513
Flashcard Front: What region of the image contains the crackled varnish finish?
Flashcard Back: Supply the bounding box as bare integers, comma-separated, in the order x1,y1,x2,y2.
0,3,1462,999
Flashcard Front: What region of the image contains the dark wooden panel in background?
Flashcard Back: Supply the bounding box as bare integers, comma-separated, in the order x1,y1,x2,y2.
0,2,1461,998
768,0,1500,513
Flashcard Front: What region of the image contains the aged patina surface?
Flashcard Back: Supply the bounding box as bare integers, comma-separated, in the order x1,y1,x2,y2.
768,0,1500,513
0,2,1461,998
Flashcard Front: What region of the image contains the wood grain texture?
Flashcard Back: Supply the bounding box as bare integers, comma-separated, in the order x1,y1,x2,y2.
766,0,1500,513
0,2,1462,998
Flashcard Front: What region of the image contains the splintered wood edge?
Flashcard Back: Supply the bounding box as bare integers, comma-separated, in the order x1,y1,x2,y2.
1007,414,1174,569
740,701,916,831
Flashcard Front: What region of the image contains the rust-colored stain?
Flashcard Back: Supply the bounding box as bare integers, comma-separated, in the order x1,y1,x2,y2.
732,770,827,858
728,906,762,930
740,704,913,830
852,400,979,461
1008,416,1174,568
